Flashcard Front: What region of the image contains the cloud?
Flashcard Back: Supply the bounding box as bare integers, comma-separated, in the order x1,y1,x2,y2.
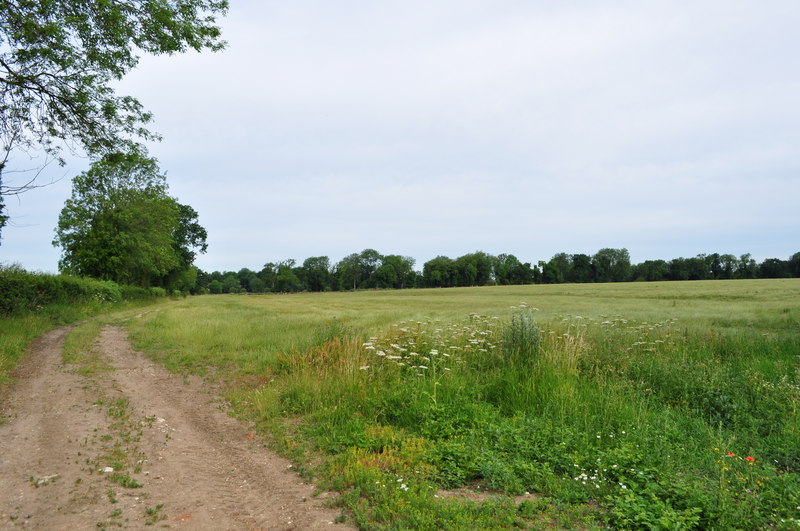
3,1,799,271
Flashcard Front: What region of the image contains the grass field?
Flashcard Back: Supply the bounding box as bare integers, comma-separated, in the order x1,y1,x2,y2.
112,280,800,528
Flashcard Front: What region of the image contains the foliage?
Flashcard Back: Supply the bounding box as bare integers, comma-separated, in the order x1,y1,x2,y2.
53,149,206,289
201,248,800,294
0,0,228,236
0,264,162,385
0,263,157,315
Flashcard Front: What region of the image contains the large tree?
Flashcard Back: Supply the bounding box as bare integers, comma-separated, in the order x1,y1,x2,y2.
0,0,228,238
592,248,631,283
302,256,332,292
53,149,206,288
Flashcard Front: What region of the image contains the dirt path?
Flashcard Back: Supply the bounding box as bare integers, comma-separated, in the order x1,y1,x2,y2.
0,325,352,530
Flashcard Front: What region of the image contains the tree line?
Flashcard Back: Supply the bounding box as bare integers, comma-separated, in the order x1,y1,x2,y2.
196,248,800,294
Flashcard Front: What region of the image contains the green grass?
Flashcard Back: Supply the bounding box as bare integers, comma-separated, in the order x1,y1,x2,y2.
0,299,161,387
96,280,800,527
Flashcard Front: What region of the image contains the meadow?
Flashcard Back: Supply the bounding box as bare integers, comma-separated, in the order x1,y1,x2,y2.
96,280,800,527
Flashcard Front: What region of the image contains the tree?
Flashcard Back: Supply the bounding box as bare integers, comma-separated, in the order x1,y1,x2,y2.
358,248,383,289
685,256,708,280
221,272,241,293
53,149,206,288
0,0,228,238
592,248,631,283
208,279,223,294
274,260,303,292
302,256,332,292
453,252,492,286
160,203,207,290
336,253,362,290
719,254,738,279
632,259,669,282
423,256,455,287
568,254,593,283
259,263,279,292
540,260,562,284
545,253,570,284
236,268,257,292
248,277,266,293
759,258,790,279
789,252,800,278
736,254,758,279
668,258,690,281
375,255,415,289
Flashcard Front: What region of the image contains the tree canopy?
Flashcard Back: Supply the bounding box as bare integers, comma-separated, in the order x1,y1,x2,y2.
195,247,800,295
0,0,228,237
53,149,206,290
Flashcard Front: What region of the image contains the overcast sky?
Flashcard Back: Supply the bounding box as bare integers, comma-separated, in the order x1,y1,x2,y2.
2,0,799,273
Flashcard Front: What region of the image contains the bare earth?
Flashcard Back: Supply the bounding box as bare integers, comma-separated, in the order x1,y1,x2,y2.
0,325,352,530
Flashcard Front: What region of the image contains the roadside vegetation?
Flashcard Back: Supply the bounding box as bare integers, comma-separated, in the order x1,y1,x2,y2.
125,279,800,529
0,264,163,386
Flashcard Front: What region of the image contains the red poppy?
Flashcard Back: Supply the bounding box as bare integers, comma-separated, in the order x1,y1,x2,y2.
745,456,755,462
726,452,735,457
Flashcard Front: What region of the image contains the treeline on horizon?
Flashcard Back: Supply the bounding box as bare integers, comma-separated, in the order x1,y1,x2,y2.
197,248,800,294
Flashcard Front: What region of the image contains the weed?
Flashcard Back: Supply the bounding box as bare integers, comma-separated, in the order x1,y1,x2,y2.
144,504,166,526
109,473,142,489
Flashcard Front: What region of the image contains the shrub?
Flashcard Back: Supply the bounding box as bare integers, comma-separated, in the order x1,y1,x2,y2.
0,264,165,315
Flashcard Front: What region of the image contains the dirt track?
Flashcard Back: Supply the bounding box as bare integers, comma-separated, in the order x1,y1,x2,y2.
0,325,351,530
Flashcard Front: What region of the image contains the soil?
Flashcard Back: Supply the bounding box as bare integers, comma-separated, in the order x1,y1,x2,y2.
0,325,353,530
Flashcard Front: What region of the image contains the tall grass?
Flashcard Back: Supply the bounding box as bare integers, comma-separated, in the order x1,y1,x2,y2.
126,280,800,529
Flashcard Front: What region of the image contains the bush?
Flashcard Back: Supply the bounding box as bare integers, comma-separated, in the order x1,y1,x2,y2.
148,287,167,298
0,264,165,315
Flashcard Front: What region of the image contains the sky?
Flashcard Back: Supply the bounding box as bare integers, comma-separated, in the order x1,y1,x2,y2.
2,0,799,273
